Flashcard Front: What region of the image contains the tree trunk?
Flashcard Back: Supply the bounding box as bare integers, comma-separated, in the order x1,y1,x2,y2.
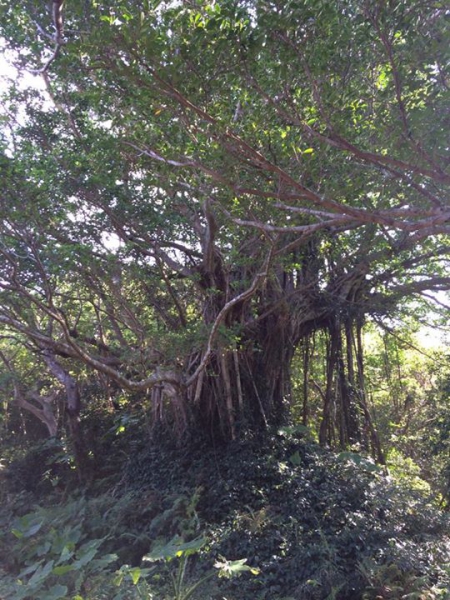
188,303,296,439
42,351,91,479
14,386,58,438
355,321,385,464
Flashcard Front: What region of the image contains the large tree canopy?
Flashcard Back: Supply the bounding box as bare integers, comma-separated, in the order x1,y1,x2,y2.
0,0,448,456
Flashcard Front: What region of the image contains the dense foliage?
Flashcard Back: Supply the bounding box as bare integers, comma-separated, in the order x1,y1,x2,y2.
1,428,450,600
0,1,449,598
0,0,448,450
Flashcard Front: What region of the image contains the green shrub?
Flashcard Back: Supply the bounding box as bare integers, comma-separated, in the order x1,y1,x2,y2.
0,498,117,600
4,438,73,496
1,430,450,599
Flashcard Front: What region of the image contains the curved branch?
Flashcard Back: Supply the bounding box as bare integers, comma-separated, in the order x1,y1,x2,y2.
29,0,65,74
186,245,275,387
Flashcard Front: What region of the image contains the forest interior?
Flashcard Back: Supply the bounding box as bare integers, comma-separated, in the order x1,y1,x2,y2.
0,1,450,599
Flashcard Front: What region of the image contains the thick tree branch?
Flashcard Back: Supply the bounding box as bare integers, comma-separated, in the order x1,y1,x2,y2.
186,245,275,387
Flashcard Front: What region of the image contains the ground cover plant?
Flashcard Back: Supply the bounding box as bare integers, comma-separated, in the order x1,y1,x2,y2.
1,427,450,600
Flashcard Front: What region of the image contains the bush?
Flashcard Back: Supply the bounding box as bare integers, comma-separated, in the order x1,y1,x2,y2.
0,498,117,600
3,438,74,496
1,428,450,599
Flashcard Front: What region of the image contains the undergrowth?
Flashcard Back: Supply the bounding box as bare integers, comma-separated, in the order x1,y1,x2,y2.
1,426,449,599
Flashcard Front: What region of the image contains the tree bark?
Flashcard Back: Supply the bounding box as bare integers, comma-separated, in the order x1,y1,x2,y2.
14,386,58,438
42,351,91,479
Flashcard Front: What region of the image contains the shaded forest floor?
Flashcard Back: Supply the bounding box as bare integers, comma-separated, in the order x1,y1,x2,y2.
1,423,450,599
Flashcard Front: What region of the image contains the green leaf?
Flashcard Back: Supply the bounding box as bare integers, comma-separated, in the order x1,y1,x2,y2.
65,538,105,571
215,558,260,579
39,584,68,600
113,570,125,587
57,544,75,564
18,562,42,579
11,529,24,539
28,560,55,587
129,566,142,585
13,518,44,538
52,564,75,576
337,451,382,473
289,451,302,466
91,553,118,569
143,536,207,563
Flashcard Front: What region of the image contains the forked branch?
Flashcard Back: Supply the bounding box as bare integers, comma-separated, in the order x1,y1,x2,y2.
30,0,65,74
186,245,275,387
